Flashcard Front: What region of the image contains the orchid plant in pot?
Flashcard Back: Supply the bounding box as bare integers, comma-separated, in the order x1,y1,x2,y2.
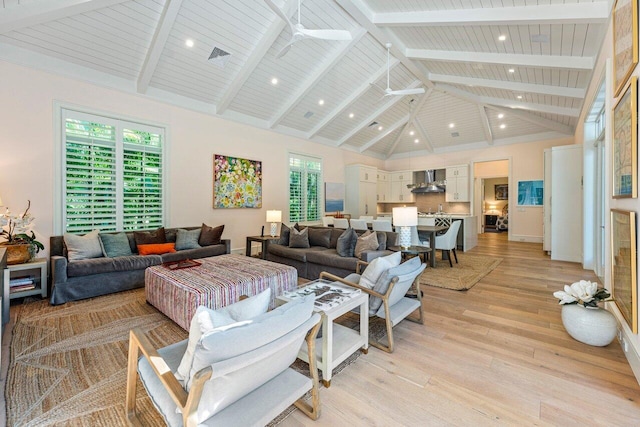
0,200,44,264
553,280,616,347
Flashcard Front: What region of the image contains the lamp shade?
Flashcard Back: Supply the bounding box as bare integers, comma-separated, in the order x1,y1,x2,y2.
392,207,417,227
266,210,282,223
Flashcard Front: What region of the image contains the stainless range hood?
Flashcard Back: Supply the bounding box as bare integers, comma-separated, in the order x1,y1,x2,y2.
411,169,446,193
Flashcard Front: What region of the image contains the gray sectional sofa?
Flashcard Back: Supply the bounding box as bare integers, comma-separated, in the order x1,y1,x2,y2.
266,225,397,280
50,226,230,305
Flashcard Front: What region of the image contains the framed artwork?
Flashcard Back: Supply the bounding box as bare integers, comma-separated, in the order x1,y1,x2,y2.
612,76,637,198
517,180,543,206
213,154,262,208
613,0,638,97
611,209,637,334
325,182,344,212
494,184,508,200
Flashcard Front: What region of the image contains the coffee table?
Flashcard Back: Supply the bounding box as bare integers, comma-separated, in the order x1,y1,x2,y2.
278,279,369,387
388,245,432,265
145,254,297,330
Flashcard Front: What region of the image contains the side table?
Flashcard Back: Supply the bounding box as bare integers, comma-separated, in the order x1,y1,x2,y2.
245,235,279,259
3,258,48,325
388,245,432,265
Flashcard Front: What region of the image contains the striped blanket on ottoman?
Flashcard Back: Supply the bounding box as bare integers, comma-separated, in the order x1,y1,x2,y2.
145,254,298,330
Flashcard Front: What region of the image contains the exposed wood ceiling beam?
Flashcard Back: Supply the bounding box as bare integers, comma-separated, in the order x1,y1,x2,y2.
437,83,580,117
216,0,299,115
137,0,183,94
373,2,610,26
386,89,431,156
270,28,366,128
428,73,586,99
336,0,434,89
486,105,574,135
338,80,422,146
477,105,494,145
359,114,410,152
385,123,409,157
307,58,399,139
0,0,130,34
414,120,434,154
407,49,593,71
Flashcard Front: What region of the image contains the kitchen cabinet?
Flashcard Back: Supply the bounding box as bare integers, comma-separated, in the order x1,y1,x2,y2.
445,165,470,202
345,165,377,218
389,171,414,203
377,170,390,203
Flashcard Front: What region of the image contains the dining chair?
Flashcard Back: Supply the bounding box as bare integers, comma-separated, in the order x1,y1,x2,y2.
371,220,393,232
350,219,368,231
359,216,374,221
434,220,461,267
322,216,334,227
333,218,350,229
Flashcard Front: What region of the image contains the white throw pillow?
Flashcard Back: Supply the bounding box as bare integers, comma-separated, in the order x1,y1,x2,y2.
64,229,103,261
174,288,272,387
358,251,402,290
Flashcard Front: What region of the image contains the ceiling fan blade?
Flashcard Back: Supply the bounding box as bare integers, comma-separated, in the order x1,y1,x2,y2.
264,0,295,33
298,28,352,41
385,88,426,96
276,40,295,58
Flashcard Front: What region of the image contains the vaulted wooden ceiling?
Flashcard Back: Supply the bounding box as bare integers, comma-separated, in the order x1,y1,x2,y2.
0,0,611,158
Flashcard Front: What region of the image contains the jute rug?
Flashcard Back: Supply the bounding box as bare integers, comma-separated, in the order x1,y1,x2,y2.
419,252,503,291
6,288,374,426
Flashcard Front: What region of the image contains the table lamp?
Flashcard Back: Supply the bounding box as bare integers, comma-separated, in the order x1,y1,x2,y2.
266,210,282,237
393,207,417,249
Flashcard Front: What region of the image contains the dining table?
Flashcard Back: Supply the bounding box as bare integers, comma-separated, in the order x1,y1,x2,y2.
416,225,449,267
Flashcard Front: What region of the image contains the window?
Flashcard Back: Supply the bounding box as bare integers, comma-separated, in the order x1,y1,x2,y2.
60,109,165,233
289,153,322,223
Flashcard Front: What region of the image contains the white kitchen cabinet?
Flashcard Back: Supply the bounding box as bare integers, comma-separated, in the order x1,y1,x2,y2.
345,165,378,218
377,170,390,203
389,171,414,203
445,165,470,202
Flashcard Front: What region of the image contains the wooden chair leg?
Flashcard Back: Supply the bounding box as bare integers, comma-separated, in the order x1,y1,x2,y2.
448,250,453,267
452,248,458,264
294,320,322,420
369,300,394,353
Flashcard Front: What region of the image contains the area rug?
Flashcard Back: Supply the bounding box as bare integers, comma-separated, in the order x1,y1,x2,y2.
6,288,371,426
419,253,503,291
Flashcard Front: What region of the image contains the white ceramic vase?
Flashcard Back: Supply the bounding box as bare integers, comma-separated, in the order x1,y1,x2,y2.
561,304,617,347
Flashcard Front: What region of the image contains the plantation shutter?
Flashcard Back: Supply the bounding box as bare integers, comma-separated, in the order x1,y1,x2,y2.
289,153,322,223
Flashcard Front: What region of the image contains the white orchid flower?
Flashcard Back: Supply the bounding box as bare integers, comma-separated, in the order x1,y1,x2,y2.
553,290,578,304
569,280,597,303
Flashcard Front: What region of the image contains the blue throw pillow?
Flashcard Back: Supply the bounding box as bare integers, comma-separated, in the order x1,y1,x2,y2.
99,232,133,258
176,228,202,250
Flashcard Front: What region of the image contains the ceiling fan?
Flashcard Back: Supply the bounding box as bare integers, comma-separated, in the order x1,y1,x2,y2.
264,0,352,58
381,43,425,97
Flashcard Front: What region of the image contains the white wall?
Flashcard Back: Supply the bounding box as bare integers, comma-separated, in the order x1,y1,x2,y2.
0,61,380,255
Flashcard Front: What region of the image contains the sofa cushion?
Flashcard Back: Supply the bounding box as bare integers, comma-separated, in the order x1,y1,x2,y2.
199,223,224,246
160,244,227,263
64,229,103,261
175,228,202,250
336,228,357,257
306,249,359,272
354,230,379,258
278,223,291,246
359,255,394,291
329,227,344,249
99,232,133,258
308,228,331,248
289,227,310,248
67,255,162,277
268,243,313,262
137,243,176,255
134,227,166,246
374,231,388,251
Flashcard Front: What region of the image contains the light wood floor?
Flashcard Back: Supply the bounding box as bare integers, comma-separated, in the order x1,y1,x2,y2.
283,233,640,426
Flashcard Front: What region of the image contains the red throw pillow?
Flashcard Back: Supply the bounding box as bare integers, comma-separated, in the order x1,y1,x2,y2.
137,243,176,255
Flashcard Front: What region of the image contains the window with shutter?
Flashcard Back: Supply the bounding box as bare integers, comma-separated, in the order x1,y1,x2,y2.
289,153,322,223
59,109,166,234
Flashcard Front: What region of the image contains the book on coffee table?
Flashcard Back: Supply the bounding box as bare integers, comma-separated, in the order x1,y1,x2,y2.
283,280,360,311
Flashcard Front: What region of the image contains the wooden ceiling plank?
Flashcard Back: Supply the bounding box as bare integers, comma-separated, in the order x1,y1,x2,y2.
371,2,610,26
386,86,432,156
307,58,399,138
407,48,593,70
137,0,183,94
215,0,299,115
359,114,410,152
485,105,574,135
0,0,131,34
270,28,366,128
428,72,585,98
477,105,494,145
414,120,434,153
385,122,408,157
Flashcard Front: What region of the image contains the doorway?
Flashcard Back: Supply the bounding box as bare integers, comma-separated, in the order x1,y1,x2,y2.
472,159,510,237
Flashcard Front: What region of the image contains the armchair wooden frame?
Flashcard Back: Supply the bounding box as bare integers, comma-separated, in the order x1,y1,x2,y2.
125,320,322,426
320,261,424,353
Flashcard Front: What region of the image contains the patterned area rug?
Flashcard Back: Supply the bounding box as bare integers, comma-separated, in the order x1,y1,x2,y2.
6,288,373,426
420,253,503,290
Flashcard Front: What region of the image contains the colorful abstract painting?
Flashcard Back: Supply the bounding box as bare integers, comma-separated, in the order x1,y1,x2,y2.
213,154,262,208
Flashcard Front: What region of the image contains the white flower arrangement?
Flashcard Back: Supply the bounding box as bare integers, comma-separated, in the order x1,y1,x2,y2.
553,280,611,308
0,200,44,253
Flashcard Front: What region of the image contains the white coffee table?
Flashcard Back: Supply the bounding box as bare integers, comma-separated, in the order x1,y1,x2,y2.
279,279,369,387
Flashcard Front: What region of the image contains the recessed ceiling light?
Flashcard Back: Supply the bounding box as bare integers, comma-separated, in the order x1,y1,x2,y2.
498,35,506,41
271,77,278,85
414,138,419,143
409,130,415,136
517,95,523,99
508,68,515,73
185,39,194,48
500,124,506,129
349,112,354,118
498,113,504,119
318,99,324,106
378,126,383,131
448,123,455,128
